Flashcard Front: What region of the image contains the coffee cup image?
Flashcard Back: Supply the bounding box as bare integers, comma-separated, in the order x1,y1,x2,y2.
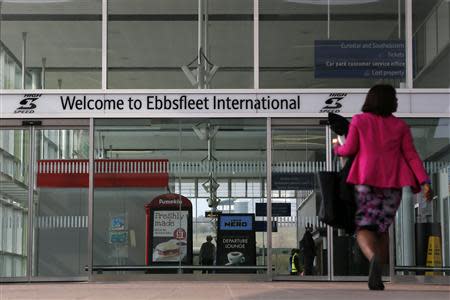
226,251,245,266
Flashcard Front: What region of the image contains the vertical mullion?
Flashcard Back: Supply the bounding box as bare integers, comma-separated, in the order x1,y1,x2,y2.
26,126,34,281
325,125,333,281
21,32,27,89
266,117,272,279
327,0,330,39
254,0,259,89
102,0,108,91
405,0,413,88
87,118,94,280
398,0,402,39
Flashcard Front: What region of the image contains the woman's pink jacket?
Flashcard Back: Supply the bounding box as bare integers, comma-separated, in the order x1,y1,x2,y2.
334,112,429,193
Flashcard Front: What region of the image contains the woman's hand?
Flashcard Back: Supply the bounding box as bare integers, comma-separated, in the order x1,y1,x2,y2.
422,183,433,201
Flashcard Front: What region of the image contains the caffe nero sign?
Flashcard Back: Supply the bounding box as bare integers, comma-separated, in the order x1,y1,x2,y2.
216,214,256,270
219,215,253,231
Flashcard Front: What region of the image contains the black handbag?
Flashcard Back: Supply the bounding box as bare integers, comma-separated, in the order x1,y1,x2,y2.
317,157,356,234
317,170,339,225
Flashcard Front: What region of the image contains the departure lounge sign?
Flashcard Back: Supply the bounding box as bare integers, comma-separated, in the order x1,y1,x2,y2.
216,214,256,270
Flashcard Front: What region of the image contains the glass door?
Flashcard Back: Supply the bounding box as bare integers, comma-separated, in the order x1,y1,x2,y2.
32,124,89,279
394,118,450,281
271,119,328,280
0,127,30,281
1,119,90,282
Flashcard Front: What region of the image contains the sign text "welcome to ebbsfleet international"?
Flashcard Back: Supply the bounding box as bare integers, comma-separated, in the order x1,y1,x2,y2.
59,95,301,111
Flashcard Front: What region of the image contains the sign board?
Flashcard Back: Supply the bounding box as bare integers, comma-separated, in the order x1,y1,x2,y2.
216,214,256,270
255,221,278,232
205,211,221,218
272,172,315,190
315,40,405,78
109,214,128,245
2,92,448,119
145,193,193,268
255,203,291,217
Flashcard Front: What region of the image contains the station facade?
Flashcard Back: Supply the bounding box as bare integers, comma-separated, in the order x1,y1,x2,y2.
0,0,449,283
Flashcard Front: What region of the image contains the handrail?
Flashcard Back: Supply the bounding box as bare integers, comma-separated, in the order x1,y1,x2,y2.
395,266,450,272
87,265,271,271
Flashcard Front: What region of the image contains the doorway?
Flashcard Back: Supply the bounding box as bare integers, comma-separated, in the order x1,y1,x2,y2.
270,118,330,280
0,119,89,281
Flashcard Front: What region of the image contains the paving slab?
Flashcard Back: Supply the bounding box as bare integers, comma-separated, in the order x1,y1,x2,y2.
0,281,449,300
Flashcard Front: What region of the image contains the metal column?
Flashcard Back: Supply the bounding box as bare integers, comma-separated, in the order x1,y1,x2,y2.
253,0,259,89
87,118,94,280
41,58,46,89
21,32,27,89
405,0,413,88
102,0,108,90
325,125,334,280
197,0,204,89
26,125,35,281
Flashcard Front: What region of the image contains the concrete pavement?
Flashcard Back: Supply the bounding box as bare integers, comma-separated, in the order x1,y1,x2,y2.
1,281,449,300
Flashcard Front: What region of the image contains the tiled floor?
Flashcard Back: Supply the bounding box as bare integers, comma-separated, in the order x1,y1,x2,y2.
1,281,449,300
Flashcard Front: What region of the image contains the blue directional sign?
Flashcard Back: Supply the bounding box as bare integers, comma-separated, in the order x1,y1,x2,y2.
315,40,405,78
255,203,291,217
255,221,278,232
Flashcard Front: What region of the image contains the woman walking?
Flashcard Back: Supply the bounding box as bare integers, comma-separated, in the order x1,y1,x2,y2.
333,84,433,290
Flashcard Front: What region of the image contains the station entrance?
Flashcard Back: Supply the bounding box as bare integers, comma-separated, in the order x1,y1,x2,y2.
1,114,448,283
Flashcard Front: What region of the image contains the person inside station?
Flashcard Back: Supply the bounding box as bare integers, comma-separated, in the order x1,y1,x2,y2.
289,248,301,276
199,235,216,273
300,226,316,276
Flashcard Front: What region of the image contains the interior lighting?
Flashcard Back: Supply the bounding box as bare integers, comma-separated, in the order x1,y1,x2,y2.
192,122,219,141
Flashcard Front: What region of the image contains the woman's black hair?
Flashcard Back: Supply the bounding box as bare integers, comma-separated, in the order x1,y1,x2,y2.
362,84,398,116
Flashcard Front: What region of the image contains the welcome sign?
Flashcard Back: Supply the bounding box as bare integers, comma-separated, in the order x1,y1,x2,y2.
1,92,448,118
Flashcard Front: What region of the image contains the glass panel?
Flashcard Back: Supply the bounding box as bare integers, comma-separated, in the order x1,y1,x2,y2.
107,0,253,89
93,119,266,275
271,122,328,278
413,0,450,87
260,0,405,88
0,129,29,278
395,118,450,276
0,1,102,89
33,129,89,277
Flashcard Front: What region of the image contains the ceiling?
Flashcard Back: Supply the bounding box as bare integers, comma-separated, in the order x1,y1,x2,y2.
0,0,404,14
0,0,422,89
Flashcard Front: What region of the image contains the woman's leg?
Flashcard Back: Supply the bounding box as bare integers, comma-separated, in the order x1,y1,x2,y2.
378,232,390,264
357,229,384,290
356,229,378,261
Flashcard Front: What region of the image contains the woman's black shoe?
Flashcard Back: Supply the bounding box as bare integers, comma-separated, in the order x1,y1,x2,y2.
368,256,384,290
